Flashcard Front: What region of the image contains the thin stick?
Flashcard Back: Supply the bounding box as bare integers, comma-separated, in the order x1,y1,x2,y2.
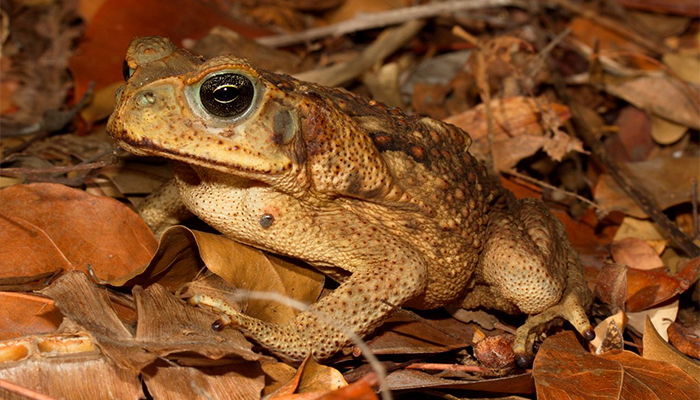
0,379,59,400
505,170,598,208
0,158,115,177
257,0,527,48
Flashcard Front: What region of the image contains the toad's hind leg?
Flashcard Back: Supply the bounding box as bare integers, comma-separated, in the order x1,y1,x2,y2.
479,198,593,365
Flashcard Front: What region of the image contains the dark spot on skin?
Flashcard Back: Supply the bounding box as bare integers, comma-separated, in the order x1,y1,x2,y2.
368,131,431,166
345,170,363,195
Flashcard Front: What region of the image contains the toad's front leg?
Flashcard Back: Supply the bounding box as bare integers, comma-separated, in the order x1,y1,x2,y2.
192,249,428,361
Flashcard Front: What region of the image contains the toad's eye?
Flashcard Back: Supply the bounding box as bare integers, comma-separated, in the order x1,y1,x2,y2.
199,73,254,118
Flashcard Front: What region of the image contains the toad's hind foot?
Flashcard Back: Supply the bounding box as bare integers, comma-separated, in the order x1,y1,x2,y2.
513,285,595,367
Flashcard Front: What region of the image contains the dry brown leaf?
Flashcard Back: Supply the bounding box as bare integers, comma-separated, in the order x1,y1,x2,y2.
570,17,655,69
599,350,700,398
609,106,654,162
643,317,700,385
0,212,74,279
628,298,678,343
663,53,700,84
594,156,700,218
611,237,664,270
594,263,627,312
533,332,624,400
444,97,578,171
41,271,155,370
109,226,324,325
605,75,700,129
295,358,347,394
106,225,205,290
367,312,474,355
142,360,265,400
613,217,667,242
616,0,700,17
0,183,157,281
189,229,325,324
185,26,303,73
651,116,689,144
133,284,262,365
268,356,347,398
535,331,699,399
262,361,298,396
0,352,143,400
0,292,62,341
43,271,264,373
667,322,700,360
625,257,696,312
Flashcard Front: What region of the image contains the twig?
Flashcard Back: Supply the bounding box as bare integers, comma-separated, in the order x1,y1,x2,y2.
0,157,116,178
256,0,527,47
0,378,58,400
504,170,598,208
405,363,494,374
693,178,698,240
295,20,424,87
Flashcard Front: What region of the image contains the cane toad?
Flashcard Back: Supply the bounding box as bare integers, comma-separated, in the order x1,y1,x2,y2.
107,37,593,364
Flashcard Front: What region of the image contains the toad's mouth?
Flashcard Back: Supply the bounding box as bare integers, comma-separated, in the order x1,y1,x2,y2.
113,130,287,179
174,161,268,190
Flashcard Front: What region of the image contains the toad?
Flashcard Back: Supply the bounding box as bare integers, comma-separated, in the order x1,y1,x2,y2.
107,37,593,364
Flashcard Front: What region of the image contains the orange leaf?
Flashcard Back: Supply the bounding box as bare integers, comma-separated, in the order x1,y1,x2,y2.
0,183,157,281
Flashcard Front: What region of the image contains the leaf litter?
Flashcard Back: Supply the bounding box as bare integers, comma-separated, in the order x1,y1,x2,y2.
1,0,700,399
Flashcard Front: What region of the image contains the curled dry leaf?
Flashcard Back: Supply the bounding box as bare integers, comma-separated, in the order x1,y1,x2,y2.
268,355,347,399
643,317,700,385
594,263,627,312
667,322,700,360
611,237,664,270
0,183,157,281
590,311,627,354
187,229,325,325
445,96,579,171
625,256,698,312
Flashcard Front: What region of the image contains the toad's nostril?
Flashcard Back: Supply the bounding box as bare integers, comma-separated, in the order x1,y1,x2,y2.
138,92,156,106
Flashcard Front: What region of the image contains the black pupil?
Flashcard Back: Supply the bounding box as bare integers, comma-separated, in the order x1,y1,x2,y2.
200,73,254,118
